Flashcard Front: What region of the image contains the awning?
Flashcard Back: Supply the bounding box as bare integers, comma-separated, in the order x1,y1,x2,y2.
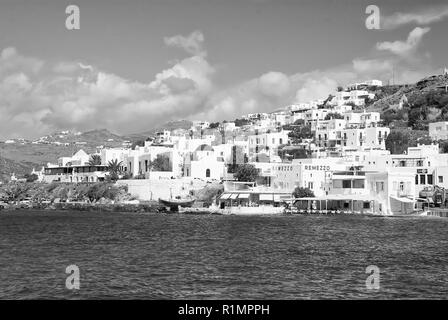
238,193,250,199
390,196,415,203
220,193,231,200
260,194,274,201
229,194,239,200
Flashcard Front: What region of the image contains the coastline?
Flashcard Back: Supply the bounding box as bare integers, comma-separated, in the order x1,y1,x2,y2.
0,201,167,213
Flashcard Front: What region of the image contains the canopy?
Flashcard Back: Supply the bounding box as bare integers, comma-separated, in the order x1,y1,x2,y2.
293,194,374,201
238,193,250,199
260,194,274,201
220,193,231,200
229,194,238,200
390,196,415,203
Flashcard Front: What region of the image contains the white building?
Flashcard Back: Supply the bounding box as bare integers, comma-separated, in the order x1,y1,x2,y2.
183,144,226,181
58,149,90,167
429,121,448,140
247,130,290,159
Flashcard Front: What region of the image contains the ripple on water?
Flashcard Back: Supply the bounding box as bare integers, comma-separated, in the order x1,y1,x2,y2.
1,210,448,299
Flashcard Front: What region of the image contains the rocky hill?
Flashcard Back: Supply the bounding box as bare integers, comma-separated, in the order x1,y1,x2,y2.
126,120,193,140
0,155,32,182
366,74,448,129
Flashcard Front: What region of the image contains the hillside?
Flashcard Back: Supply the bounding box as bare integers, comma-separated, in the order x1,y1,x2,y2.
1,74,447,181
126,120,193,140
0,122,193,182
366,74,448,129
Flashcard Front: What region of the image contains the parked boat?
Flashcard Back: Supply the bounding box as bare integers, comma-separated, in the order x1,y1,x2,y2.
221,205,286,215
158,197,195,211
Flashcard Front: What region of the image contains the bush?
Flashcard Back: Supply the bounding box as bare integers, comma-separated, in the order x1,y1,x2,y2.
293,187,315,198
234,164,259,182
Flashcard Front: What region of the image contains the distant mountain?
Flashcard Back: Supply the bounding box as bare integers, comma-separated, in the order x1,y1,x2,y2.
75,129,125,144
0,155,31,182
0,129,128,181
125,120,194,140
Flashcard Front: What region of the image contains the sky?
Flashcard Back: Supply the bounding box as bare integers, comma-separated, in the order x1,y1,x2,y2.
0,0,448,139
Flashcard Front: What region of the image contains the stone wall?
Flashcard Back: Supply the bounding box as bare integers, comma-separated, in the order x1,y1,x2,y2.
117,177,208,200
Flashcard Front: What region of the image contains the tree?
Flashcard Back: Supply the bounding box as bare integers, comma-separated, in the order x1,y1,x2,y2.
209,122,220,129
150,154,172,171
131,139,146,149
24,173,39,183
440,140,448,153
234,118,251,127
288,124,313,144
293,187,315,198
107,159,123,181
234,164,259,182
337,86,344,92
3,183,30,201
385,131,409,154
87,154,102,166
278,147,310,160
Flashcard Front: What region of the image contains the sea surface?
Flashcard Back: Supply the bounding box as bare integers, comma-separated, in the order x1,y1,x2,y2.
0,210,447,299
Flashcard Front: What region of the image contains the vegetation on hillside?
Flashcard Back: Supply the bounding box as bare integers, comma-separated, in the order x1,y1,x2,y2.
385,129,432,154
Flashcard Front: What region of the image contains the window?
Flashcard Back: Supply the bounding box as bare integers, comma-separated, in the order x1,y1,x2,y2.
363,202,370,209
342,180,351,188
439,176,444,183
428,175,433,185
420,174,426,185
399,182,404,191
205,169,210,178
415,175,419,185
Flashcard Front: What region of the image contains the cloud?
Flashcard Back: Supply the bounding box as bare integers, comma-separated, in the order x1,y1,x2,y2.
0,28,437,139
164,30,206,57
0,47,43,77
352,58,393,74
376,27,431,59
257,72,291,97
0,40,214,139
382,5,448,29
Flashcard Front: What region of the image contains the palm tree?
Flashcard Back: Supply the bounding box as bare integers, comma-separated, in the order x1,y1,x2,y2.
87,154,102,166
107,159,123,181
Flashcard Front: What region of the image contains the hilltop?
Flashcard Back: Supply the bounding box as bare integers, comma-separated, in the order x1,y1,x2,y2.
366,74,448,129
125,120,193,140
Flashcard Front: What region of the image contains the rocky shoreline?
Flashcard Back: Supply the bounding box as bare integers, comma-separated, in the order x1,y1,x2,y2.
0,201,168,213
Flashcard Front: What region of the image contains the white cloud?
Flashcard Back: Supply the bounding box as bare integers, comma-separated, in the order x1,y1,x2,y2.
0,28,437,139
352,58,393,74
0,41,214,139
376,27,431,59
257,72,291,97
382,5,448,29
164,30,206,57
